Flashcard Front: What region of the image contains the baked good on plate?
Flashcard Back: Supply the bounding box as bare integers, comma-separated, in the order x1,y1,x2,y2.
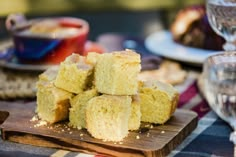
171,5,224,50
138,60,187,85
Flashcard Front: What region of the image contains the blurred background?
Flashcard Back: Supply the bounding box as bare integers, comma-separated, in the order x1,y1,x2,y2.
0,0,204,40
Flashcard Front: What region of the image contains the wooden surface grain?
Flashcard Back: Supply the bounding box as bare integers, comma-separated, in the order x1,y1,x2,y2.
0,101,198,157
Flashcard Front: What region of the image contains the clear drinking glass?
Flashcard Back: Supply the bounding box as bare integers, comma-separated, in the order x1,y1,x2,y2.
203,52,236,154
206,0,236,51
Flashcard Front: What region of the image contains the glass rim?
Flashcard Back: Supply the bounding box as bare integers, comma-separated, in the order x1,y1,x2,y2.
206,51,236,59
204,51,236,65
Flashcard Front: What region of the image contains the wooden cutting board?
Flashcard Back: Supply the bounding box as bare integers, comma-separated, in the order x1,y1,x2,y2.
0,101,198,157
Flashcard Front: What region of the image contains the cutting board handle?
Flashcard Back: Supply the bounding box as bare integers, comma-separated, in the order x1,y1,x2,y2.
0,111,9,125
0,101,35,126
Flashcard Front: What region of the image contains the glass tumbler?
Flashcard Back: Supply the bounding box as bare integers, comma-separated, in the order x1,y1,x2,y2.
203,51,236,155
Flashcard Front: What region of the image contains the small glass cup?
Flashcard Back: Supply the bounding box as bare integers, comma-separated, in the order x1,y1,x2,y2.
206,0,236,51
203,51,236,155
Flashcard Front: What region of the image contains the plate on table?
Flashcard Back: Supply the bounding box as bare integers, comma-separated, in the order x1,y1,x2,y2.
145,30,222,65
0,44,58,71
0,40,104,71
0,55,57,71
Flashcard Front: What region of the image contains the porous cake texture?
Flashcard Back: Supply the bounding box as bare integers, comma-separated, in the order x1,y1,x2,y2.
36,81,73,124
95,50,141,95
139,80,179,124
69,89,98,129
86,52,101,65
86,95,132,142
38,66,59,82
55,53,93,94
128,96,141,131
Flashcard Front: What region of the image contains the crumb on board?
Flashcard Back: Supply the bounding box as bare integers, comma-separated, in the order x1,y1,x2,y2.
161,131,165,134
144,124,153,129
30,116,39,122
119,142,123,145
47,126,53,129
136,135,140,139
33,120,47,127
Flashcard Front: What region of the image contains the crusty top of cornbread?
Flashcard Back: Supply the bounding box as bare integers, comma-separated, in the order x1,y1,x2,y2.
38,66,59,82
141,80,178,99
64,53,82,64
111,50,141,63
63,53,93,70
37,80,72,100
86,52,101,65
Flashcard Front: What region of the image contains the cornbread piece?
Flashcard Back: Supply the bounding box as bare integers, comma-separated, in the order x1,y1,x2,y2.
86,52,101,65
36,81,73,124
139,80,179,124
55,54,93,94
86,95,132,142
95,50,141,95
38,66,59,82
138,60,187,85
69,89,98,129
128,96,141,131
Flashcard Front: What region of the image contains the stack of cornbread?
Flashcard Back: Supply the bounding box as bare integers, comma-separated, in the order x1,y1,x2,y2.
36,50,179,142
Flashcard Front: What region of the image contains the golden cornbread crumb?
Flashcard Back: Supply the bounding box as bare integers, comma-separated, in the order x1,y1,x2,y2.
139,80,179,124
36,81,73,124
38,66,59,82
69,89,98,129
86,52,101,65
95,50,141,95
34,120,47,127
128,95,141,131
55,54,94,94
86,95,132,142
30,115,39,122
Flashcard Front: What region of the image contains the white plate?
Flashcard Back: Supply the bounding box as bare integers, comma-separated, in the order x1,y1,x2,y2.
145,30,222,65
